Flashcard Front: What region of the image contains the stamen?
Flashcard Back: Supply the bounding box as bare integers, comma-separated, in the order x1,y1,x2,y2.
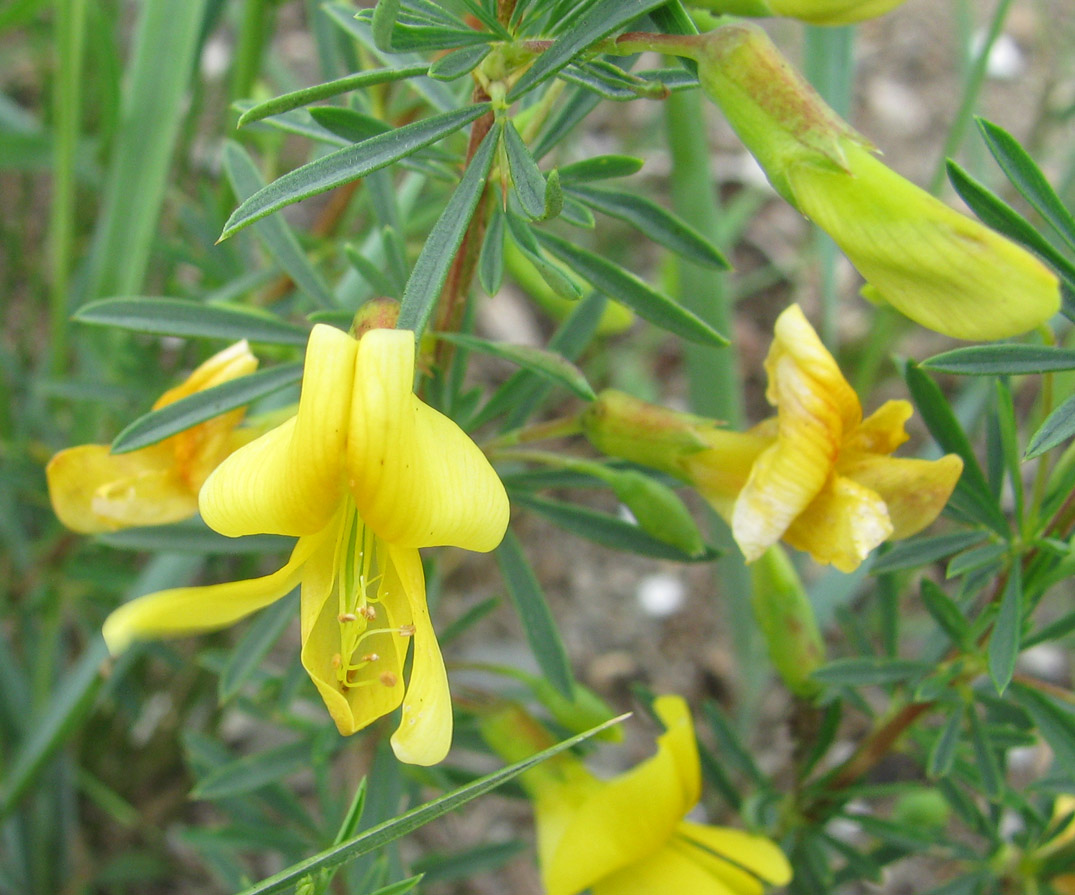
399,624,416,637
338,612,358,623
361,653,379,663
359,605,377,620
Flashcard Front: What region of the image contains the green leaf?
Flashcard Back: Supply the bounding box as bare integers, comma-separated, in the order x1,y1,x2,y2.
927,702,964,779
919,580,971,649
503,120,546,220
567,183,728,269
232,714,625,895
506,0,667,101
371,0,400,51
945,542,1008,578
308,107,391,143
510,491,719,563
811,657,930,687
432,332,594,400
0,637,109,822
558,154,644,183
870,531,989,574
505,216,583,301
396,120,498,336
478,203,505,295
987,564,1022,694
977,117,1075,254
946,159,1075,286
191,739,322,800
100,520,294,555
74,298,310,345
967,704,1002,800
428,44,491,81
111,363,303,453
701,700,766,786
535,230,727,346
904,362,1009,535
223,141,336,309
1011,684,1075,779
1026,392,1075,459
346,244,399,298
220,105,489,240
495,529,575,699
471,292,606,430
924,344,1075,376
218,591,299,703
236,65,429,126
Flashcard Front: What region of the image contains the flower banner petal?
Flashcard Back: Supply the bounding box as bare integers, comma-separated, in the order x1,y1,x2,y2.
348,329,509,551
102,535,318,654
592,843,739,895
201,324,355,537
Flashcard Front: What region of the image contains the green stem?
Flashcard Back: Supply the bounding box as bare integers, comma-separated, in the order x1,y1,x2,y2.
483,414,584,452
49,0,87,375
231,0,272,101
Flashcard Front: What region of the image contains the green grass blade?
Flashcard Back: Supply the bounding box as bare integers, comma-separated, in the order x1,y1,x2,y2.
220,105,489,240
232,714,626,895
82,0,209,300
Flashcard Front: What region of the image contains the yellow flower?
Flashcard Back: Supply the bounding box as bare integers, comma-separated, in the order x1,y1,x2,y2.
504,696,792,895
47,340,258,533
584,305,964,572
689,0,909,25
692,22,1059,340
102,325,510,765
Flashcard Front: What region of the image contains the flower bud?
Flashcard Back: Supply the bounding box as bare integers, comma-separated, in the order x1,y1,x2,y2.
694,21,1059,340
749,546,825,696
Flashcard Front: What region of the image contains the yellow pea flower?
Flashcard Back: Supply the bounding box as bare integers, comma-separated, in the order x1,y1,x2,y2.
584,305,964,572
102,325,510,765
484,696,792,895
47,340,258,533
691,21,1059,340
688,0,909,25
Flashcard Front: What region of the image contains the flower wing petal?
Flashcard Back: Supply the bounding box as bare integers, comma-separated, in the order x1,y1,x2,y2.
388,545,453,766
542,695,700,895
201,325,355,537
348,329,509,551
678,820,793,888
46,443,196,533
843,399,912,455
102,535,317,654
733,306,861,561
783,473,892,572
840,452,964,540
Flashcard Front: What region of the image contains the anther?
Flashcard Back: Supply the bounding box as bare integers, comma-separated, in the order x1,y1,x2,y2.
379,671,398,687
359,605,377,620
338,612,358,623
399,624,416,637
361,653,379,663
